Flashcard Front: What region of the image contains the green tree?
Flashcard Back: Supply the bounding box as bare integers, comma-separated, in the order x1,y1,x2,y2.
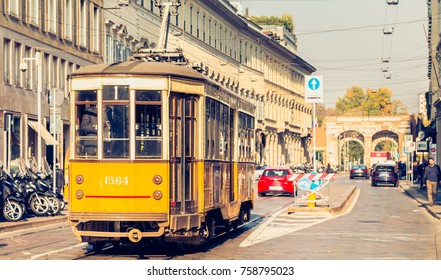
335,86,407,116
249,14,295,33
335,86,365,114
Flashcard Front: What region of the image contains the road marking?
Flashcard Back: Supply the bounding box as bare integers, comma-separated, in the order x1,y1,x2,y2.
240,189,360,247
30,242,87,260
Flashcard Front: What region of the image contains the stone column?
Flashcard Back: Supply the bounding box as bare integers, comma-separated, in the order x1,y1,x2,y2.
364,134,373,168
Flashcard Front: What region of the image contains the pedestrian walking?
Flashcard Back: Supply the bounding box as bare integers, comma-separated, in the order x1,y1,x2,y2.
422,157,441,207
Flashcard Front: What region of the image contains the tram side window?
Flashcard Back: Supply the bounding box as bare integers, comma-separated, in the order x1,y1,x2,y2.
205,97,230,160
135,90,162,158
103,86,130,159
76,90,98,158
238,112,255,162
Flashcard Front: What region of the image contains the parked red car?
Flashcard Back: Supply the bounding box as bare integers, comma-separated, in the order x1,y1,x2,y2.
257,167,296,196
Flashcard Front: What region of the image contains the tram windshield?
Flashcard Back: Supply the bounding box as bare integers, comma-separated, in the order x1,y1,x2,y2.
74,88,163,159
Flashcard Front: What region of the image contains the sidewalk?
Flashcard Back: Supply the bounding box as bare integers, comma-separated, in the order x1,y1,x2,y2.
0,207,68,234
398,180,441,220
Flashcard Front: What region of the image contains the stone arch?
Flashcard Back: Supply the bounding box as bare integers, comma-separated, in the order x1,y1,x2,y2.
372,137,399,151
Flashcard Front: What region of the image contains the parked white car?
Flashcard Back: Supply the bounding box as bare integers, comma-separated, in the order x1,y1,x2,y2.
255,165,268,181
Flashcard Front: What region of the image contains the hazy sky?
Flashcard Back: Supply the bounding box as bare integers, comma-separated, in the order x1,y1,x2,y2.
241,0,428,113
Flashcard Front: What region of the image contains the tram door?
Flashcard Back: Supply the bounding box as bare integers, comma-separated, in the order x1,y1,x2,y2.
170,93,198,215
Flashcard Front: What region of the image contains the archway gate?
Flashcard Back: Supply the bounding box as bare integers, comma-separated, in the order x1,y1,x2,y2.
324,115,412,168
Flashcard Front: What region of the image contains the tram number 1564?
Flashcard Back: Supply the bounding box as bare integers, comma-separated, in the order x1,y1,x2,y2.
104,176,129,185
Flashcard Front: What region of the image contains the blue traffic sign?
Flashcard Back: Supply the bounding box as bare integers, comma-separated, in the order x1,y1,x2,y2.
307,77,321,91
298,177,312,191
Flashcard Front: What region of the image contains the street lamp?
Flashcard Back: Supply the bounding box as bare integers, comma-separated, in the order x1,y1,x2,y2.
20,51,42,171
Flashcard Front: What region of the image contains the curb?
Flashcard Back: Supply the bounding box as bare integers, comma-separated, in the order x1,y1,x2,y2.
287,186,357,214
0,214,68,234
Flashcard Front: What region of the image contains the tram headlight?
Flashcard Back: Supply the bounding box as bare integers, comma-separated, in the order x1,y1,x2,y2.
152,175,162,185
75,189,84,200
153,190,163,200
76,175,84,184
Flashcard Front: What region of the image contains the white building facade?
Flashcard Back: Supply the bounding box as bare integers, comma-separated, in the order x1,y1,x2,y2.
0,0,315,170
103,0,316,166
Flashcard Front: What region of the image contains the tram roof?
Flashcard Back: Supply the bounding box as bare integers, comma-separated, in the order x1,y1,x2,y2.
69,61,205,81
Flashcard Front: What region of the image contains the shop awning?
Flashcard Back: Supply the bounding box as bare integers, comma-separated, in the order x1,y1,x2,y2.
28,121,59,146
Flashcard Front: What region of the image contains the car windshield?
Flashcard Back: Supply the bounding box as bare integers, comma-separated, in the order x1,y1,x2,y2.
375,165,394,172
263,169,288,177
352,165,366,169
256,165,266,170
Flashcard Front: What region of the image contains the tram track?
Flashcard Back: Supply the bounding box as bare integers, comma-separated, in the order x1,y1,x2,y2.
74,196,294,260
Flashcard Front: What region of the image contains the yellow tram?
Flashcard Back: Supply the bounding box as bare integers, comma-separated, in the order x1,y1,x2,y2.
68,60,256,249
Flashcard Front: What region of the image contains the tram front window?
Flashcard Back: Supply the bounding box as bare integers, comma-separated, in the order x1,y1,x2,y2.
135,90,162,158
103,86,129,159
76,90,98,158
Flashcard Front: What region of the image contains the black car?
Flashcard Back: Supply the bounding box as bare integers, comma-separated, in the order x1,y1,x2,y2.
371,163,399,187
349,164,369,179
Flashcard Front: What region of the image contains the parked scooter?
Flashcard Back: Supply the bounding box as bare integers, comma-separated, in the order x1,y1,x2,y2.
0,162,25,222
32,171,62,216
40,159,65,211
13,159,51,216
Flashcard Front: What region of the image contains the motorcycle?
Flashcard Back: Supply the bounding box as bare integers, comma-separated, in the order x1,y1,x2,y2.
0,162,25,222
32,171,62,216
13,170,51,216
14,158,62,216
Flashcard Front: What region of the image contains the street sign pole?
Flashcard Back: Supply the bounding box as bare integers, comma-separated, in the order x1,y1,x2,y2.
313,102,317,172
305,76,323,172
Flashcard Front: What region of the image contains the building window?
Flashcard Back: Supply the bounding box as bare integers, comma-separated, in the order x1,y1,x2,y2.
5,114,22,164
202,15,206,42
24,46,31,89
114,39,121,62
48,0,57,33
225,29,228,54
60,59,66,91
92,5,100,52
150,0,154,12
3,39,11,84
244,43,248,65
8,0,19,17
208,19,212,45
239,40,242,64
64,0,73,40
190,6,193,35
105,34,113,63
51,56,57,88
30,0,39,26
79,0,87,47
13,42,21,87
214,22,217,48
196,11,200,39
234,36,237,60
219,26,222,51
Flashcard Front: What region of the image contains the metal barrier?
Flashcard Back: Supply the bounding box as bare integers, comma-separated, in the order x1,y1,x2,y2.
288,173,336,207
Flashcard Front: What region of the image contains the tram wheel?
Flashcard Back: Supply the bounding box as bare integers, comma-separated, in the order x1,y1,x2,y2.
204,217,215,240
